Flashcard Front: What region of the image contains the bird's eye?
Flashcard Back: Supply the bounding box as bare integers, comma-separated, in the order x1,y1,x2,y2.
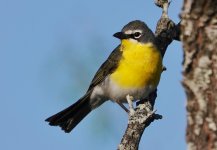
134,32,142,38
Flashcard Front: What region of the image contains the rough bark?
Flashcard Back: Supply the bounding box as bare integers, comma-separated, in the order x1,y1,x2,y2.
118,91,162,150
118,1,180,149
181,0,217,149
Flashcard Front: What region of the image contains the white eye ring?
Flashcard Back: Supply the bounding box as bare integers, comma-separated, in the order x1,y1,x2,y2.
133,31,142,38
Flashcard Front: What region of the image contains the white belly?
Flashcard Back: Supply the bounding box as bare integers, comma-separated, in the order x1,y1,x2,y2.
106,77,155,103
90,77,156,104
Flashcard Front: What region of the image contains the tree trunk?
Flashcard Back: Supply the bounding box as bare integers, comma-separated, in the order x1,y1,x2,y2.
181,0,217,149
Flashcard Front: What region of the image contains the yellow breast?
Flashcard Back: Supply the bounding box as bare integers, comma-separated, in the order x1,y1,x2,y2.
110,39,162,88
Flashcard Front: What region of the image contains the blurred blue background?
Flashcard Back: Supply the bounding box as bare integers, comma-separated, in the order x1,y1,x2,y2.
0,0,186,150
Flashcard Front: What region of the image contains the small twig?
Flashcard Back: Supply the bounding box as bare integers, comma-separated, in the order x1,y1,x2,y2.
155,0,180,56
162,66,167,72
154,0,171,9
162,0,170,18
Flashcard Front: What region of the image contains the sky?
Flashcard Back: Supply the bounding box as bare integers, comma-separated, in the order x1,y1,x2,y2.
0,0,186,150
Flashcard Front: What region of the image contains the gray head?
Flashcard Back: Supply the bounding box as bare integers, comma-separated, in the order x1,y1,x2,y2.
113,20,155,44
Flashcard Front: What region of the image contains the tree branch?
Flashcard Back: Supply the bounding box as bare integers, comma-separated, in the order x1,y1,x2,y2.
117,1,181,149
118,91,162,150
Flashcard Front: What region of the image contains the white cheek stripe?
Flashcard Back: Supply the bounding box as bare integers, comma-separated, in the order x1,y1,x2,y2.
124,29,143,35
124,30,133,34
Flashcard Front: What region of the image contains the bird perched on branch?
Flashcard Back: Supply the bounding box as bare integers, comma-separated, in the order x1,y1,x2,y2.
45,20,163,133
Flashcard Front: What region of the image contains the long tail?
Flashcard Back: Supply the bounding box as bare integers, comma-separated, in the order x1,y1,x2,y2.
45,93,92,133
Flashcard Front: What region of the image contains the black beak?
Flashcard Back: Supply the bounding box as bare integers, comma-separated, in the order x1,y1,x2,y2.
113,32,129,39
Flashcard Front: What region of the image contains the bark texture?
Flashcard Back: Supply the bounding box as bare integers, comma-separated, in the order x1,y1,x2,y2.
181,0,217,149
118,91,162,150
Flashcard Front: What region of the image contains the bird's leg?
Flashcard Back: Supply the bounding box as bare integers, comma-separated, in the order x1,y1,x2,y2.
117,102,129,113
126,94,135,115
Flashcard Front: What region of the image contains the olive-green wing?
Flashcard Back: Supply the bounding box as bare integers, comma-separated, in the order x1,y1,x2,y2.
87,45,122,91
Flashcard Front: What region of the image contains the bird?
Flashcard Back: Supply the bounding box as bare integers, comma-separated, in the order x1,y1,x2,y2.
45,20,163,133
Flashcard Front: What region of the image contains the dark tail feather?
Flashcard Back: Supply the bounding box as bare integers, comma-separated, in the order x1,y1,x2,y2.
45,93,92,133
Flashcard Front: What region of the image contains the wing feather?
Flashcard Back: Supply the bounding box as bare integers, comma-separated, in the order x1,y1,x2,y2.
87,45,122,91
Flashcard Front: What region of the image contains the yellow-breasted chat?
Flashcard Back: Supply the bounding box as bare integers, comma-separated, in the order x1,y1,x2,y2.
45,20,163,133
